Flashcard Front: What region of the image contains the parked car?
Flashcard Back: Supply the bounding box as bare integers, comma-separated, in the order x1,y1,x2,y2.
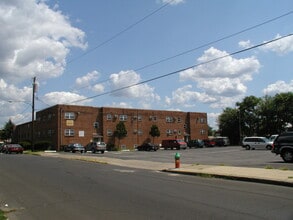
187,139,204,148
203,139,216,147
161,139,187,150
137,143,159,151
85,142,106,154
271,132,293,162
4,144,24,154
64,143,85,153
242,137,272,150
212,137,230,146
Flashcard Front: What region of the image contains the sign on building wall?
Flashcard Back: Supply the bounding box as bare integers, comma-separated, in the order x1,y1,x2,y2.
79,131,85,137
66,120,74,126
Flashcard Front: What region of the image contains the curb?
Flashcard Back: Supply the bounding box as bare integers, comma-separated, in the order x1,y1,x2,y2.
162,169,293,187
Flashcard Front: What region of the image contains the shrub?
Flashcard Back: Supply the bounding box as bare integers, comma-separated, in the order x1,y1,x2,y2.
34,141,54,151
18,141,31,150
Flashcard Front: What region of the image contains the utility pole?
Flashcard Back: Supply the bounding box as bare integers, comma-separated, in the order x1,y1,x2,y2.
31,77,36,151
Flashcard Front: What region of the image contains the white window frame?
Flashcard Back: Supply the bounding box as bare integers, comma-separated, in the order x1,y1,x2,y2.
119,114,128,121
65,112,75,120
107,129,113,136
106,114,112,120
137,129,143,135
64,129,74,136
166,116,173,123
166,129,173,135
200,129,206,135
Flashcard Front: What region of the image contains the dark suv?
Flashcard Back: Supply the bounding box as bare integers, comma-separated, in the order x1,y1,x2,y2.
271,132,293,163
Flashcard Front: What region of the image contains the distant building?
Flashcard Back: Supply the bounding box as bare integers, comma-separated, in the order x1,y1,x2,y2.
14,104,208,151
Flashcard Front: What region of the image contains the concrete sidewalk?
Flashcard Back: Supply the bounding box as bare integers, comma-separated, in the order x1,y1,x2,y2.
165,165,293,187
41,152,293,187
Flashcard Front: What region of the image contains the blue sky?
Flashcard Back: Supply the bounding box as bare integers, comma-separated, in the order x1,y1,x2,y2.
0,0,292,129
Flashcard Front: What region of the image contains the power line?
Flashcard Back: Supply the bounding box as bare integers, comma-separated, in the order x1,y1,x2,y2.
70,33,292,104
67,0,174,65
73,10,293,92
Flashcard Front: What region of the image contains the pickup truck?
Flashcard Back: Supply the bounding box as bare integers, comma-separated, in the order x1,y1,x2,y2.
85,142,107,154
271,132,293,163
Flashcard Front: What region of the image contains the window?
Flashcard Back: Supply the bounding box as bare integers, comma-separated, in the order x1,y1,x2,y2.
197,117,206,124
166,129,173,135
65,112,75,120
137,129,143,135
200,129,205,135
48,113,53,120
177,117,182,123
48,129,55,137
107,129,113,136
119,114,128,121
64,129,74,136
93,122,99,128
166,116,173,123
137,115,142,121
106,114,112,120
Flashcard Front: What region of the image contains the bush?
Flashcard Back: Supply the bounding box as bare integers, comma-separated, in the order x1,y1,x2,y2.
106,143,118,151
18,141,31,150
34,141,54,151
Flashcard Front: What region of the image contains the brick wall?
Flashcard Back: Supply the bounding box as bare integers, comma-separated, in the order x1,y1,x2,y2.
15,105,208,150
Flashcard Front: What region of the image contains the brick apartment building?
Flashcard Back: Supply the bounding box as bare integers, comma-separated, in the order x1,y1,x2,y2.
14,104,208,151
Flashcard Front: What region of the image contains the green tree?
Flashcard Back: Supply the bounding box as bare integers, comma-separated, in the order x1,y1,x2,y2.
218,108,239,145
114,121,127,149
0,120,15,142
218,92,293,142
149,124,160,144
236,95,261,136
273,92,293,132
257,95,278,135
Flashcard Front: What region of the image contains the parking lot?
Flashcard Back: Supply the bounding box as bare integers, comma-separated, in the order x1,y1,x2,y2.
62,145,293,170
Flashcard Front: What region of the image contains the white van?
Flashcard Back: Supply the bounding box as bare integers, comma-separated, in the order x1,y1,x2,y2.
242,137,272,150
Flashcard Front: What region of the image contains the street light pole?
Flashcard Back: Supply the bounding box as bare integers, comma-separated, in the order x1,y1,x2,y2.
31,77,36,151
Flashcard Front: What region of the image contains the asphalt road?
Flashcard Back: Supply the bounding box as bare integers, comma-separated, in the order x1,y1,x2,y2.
0,154,292,220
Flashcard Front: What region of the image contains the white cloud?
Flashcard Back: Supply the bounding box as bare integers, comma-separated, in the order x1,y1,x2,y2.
262,34,293,55
42,92,91,105
174,47,260,109
109,70,160,103
207,112,220,129
181,47,260,80
75,70,105,93
75,71,100,87
107,102,133,109
92,84,105,93
0,0,87,83
158,0,185,5
239,40,253,49
0,79,32,102
165,85,216,108
0,79,33,125
263,80,293,95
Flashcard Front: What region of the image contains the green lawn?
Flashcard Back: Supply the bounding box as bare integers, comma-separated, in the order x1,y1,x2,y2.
0,210,7,220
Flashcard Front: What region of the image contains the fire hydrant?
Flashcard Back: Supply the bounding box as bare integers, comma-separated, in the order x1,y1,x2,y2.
175,152,180,168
